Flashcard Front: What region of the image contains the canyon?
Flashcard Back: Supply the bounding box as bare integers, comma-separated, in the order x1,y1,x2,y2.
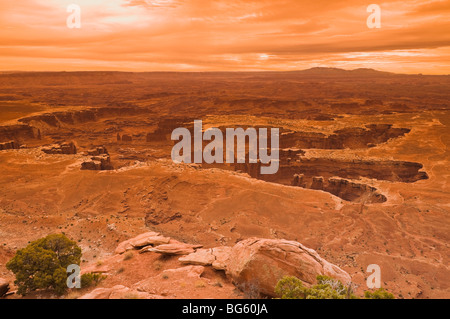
0,69,449,299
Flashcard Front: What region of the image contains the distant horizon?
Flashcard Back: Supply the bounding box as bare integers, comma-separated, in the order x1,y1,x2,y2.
0,67,449,76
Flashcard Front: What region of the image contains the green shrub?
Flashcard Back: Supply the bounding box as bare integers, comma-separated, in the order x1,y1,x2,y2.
80,273,106,288
364,288,395,299
6,234,82,295
275,275,357,299
275,275,394,299
274,276,307,299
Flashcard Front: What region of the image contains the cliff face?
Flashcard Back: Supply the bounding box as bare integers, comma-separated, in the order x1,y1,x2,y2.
18,107,150,132
0,141,19,151
280,124,410,150
0,125,39,143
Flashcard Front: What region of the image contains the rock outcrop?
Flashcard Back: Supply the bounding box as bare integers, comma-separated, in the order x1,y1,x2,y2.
115,231,171,254
78,285,160,299
0,141,19,151
41,141,77,155
79,233,351,299
161,265,205,278
179,247,232,270
140,242,203,255
81,146,113,170
225,238,351,297
121,134,132,142
0,124,39,142
86,146,108,156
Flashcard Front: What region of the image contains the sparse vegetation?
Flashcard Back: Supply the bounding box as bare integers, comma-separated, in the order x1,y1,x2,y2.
122,292,141,299
80,273,106,288
364,288,395,299
275,275,395,299
239,281,262,299
6,234,82,295
213,281,223,288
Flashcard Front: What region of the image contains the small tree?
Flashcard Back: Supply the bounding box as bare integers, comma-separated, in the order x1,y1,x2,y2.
6,234,82,295
274,276,307,299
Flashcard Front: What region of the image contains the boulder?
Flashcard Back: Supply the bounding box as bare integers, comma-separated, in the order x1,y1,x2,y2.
226,238,351,297
0,278,10,297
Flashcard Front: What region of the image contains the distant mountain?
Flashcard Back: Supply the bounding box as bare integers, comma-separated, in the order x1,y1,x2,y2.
296,67,394,76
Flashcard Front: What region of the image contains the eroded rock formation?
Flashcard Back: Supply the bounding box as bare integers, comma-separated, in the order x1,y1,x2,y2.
0,124,40,143
115,231,171,254
85,232,351,299
41,141,77,155
81,146,113,170
0,141,19,151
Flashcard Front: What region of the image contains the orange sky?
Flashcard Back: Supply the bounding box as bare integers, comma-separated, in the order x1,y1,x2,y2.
0,0,449,74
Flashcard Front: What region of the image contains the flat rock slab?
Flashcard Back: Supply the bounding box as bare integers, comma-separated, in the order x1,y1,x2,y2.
140,242,203,255
179,246,231,270
115,232,171,254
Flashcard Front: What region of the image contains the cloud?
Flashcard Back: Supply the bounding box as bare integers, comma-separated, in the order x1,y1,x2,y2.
0,0,449,73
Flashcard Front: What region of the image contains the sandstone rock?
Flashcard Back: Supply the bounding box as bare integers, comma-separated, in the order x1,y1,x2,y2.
77,285,151,299
0,141,19,151
292,174,305,187
121,134,132,142
179,246,231,270
107,286,130,299
311,176,324,190
81,160,102,170
179,249,215,266
132,235,171,249
162,265,205,279
115,231,171,254
78,287,115,299
226,238,351,297
81,153,113,170
0,278,10,297
140,242,203,255
42,141,77,155
86,146,109,156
